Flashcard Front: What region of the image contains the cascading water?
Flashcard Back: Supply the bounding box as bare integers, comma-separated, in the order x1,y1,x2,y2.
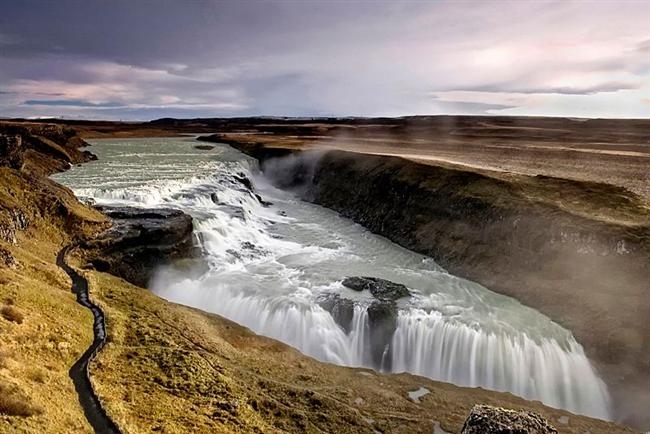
53,137,612,419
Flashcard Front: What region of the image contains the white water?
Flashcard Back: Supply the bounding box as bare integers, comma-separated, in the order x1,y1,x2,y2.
53,137,612,419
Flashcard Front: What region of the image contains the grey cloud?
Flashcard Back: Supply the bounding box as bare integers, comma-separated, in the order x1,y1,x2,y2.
1,1,649,119
456,81,642,95
23,99,123,108
430,98,518,113
637,39,650,52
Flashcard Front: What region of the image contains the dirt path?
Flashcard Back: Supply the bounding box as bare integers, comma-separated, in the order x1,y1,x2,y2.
56,245,121,434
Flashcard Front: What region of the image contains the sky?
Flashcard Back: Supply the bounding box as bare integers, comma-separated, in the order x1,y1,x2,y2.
1,0,649,120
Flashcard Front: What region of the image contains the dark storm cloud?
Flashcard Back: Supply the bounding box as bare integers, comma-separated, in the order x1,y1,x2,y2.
0,0,649,119
0,0,413,67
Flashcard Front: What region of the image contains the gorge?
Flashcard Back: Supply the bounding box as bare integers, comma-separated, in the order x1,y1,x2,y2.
53,137,612,419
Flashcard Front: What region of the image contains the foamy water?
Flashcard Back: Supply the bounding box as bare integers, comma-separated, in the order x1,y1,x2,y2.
53,137,612,419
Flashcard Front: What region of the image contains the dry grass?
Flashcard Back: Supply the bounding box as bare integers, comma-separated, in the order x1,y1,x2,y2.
25,367,47,384
1,305,24,324
0,382,44,417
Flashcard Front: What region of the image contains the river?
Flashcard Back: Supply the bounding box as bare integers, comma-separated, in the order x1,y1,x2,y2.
53,136,611,419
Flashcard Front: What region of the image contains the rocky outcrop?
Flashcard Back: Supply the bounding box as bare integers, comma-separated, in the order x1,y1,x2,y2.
1,123,107,254
0,246,18,268
318,295,355,334
82,206,195,287
0,135,24,170
461,405,558,434
0,122,97,175
342,276,410,301
320,277,412,369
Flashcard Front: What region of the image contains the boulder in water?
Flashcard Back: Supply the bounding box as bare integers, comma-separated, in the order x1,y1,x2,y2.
318,294,355,334
366,300,398,370
233,173,254,191
254,193,272,207
194,145,215,151
342,276,410,301
461,404,558,434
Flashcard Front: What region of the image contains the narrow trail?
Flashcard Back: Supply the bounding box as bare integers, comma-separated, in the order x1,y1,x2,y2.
56,245,121,434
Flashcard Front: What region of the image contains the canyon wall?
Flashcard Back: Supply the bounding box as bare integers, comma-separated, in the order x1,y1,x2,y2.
228,141,650,428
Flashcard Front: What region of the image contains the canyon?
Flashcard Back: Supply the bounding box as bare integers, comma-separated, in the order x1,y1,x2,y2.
1,117,648,433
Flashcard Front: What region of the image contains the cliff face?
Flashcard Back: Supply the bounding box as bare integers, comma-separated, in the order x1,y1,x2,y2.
0,123,107,269
229,143,650,429
0,122,97,176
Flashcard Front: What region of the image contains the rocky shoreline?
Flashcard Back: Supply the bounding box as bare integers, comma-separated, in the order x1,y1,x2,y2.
217,137,650,429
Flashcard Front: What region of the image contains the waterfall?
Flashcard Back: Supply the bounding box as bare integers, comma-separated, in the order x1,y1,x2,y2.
391,309,610,418
54,137,613,421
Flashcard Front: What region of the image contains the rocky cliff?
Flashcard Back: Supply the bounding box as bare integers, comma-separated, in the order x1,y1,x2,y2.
223,140,650,429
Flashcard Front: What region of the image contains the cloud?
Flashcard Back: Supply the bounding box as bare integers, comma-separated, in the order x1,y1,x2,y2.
23,99,123,108
457,81,642,96
0,1,649,119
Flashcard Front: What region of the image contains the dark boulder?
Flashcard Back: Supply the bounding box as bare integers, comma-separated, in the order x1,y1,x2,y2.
254,193,272,207
461,405,558,434
233,173,254,191
194,145,215,151
318,294,356,334
366,300,398,370
333,276,410,369
342,276,410,301
82,206,195,287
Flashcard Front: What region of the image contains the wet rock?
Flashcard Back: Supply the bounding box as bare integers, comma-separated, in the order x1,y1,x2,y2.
218,204,246,221
194,145,215,151
82,206,195,287
318,294,355,333
233,173,254,191
461,404,558,434
210,192,219,204
254,193,272,207
342,276,410,301
366,300,398,370
227,241,269,262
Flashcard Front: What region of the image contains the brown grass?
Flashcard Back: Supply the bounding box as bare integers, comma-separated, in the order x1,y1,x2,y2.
25,368,47,384
0,382,43,417
0,348,13,369
1,304,24,323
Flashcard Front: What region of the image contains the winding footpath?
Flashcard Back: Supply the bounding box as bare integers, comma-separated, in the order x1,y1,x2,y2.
57,245,121,434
